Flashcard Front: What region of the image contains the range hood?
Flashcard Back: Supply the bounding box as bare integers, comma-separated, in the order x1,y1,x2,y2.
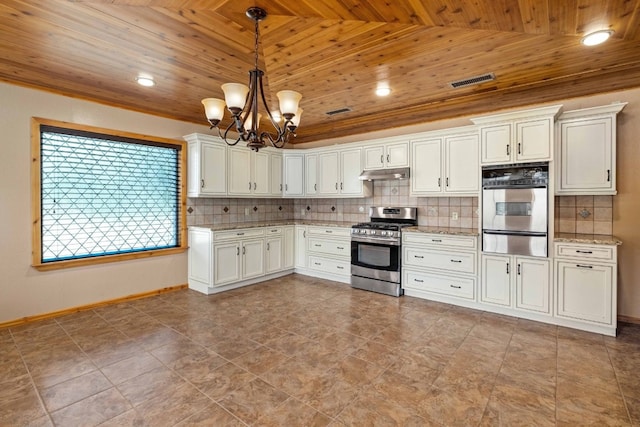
359,167,410,181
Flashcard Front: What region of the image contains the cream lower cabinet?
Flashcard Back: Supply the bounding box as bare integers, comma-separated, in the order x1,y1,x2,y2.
480,254,550,315
554,242,617,336
305,226,351,281
294,225,307,269
188,226,294,295
402,232,478,303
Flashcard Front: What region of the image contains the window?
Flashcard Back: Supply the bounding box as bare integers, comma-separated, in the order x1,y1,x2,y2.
31,118,187,270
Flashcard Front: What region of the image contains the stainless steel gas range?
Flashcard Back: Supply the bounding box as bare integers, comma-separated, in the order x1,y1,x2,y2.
350,207,418,297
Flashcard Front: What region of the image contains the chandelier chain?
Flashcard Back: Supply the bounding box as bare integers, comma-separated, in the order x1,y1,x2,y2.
254,18,260,70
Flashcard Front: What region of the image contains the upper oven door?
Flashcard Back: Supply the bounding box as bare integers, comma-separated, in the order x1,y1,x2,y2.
351,240,400,272
482,187,547,233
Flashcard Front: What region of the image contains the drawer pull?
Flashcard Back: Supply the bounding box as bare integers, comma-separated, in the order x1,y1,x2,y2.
337,266,344,270
314,262,321,266
325,230,333,233
314,244,322,247
271,229,278,233
575,250,593,254
432,239,442,243
236,232,244,236
337,246,344,250
576,264,593,269
414,278,424,283
414,255,424,259
450,285,462,289
450,259,462,263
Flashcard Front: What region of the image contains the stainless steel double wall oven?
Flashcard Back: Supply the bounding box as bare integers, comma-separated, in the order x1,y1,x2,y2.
482,162,549,257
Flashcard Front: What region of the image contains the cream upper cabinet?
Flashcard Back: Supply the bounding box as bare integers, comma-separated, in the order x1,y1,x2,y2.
363,141,409,170
184,133,227,197
317,147,369,197
471,105,561,165
227,147,270,196
269,152,283,196
555,103,626,196
305,153,318,196
410,129,479,196
318,151,339,195
340,148,365,195
283,153,304,197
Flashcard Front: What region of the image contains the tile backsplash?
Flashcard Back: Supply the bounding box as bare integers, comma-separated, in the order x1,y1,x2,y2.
187,180,479,229
555,195,613,235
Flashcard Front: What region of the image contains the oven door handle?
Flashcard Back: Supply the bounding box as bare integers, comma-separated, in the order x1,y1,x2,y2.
483,230,547,237
483,184,547,190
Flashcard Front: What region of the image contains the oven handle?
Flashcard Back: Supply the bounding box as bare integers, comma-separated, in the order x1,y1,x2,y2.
482,184,547,190
483,230,547,237
351,236,401,246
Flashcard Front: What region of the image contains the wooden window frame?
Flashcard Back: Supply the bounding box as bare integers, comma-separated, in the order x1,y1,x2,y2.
31,117,187,271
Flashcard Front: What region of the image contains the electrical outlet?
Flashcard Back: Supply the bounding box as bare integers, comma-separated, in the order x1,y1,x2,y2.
451,212,459,220
359,206,365,213
244,208,250,216
301,209,306,216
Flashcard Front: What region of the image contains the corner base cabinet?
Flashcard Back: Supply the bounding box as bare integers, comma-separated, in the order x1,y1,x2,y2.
554,242,618,336
188,226,294,295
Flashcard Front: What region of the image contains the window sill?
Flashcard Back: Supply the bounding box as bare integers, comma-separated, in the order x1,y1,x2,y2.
31,246,188,271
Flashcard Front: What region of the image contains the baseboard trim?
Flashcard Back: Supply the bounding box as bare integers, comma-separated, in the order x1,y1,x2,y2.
0,284,188,329
618,315,640,325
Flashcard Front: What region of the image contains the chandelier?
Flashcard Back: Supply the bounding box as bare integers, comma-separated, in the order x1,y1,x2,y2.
201,7,303,152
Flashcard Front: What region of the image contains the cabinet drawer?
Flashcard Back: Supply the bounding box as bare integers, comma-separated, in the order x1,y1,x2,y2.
403,232,478,250
554,243,615,262
307,226,351,238
404,246,476,274
308,256,350,276
404,270,475,300
214,228,265,241
308,237,350,257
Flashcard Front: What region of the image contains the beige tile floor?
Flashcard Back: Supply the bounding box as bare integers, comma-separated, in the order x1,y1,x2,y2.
1,273,639,426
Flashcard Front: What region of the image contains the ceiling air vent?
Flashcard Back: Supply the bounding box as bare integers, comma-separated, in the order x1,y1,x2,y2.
325,107,352,116
449,73,496,89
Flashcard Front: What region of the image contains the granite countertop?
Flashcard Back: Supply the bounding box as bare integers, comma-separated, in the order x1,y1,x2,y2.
190,219,355,231
404,226,480,236
554,233,622,246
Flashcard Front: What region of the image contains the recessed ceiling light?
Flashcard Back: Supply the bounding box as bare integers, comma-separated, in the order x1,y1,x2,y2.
581,30,613,46
136,75,155,87
376,86,391,97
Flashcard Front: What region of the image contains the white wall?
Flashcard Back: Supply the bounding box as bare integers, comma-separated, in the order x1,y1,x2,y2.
0,82,210,323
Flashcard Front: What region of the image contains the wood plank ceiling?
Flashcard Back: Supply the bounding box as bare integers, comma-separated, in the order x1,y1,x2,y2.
1,0,639,144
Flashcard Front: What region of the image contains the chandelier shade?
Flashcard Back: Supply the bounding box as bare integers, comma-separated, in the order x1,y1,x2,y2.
200,7,302,151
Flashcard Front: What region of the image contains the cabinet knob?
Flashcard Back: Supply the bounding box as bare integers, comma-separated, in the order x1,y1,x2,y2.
506,145,510,156
201,179,204,188
386,154,390,163
254,182,257,190
280,184,283,191
236,247,239,255
607,170,611,182
506,262,510,274
335,183,338,190
438,177,441,187
380,154,384,164
517,263,521,275
314,183,317,191
446,177,449,187
518,143,522,155
267,243,270,250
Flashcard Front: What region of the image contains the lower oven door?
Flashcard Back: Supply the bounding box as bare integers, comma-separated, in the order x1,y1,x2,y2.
351,240,401,283
483,230,548,257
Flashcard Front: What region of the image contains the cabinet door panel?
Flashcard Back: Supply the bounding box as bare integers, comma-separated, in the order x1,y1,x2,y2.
318,152,339,194
481,255,511,306
481,124,511,164
515,257,549,313
516,118,551,161
214,243,240,285
283,227,295,269
560,118,613,191
340,148,363,195
242,239,265,279
363,145,385,170
265,236,283,273
386,142,409,168
284,154,304,196
445,134,479,193
228,148,252,195
201,143,227,195
556,261,613,324
188,229,211,285
411,139,442,194
305,154,318,195
270,153,283,196
252,151,270,195
295,226,307,268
